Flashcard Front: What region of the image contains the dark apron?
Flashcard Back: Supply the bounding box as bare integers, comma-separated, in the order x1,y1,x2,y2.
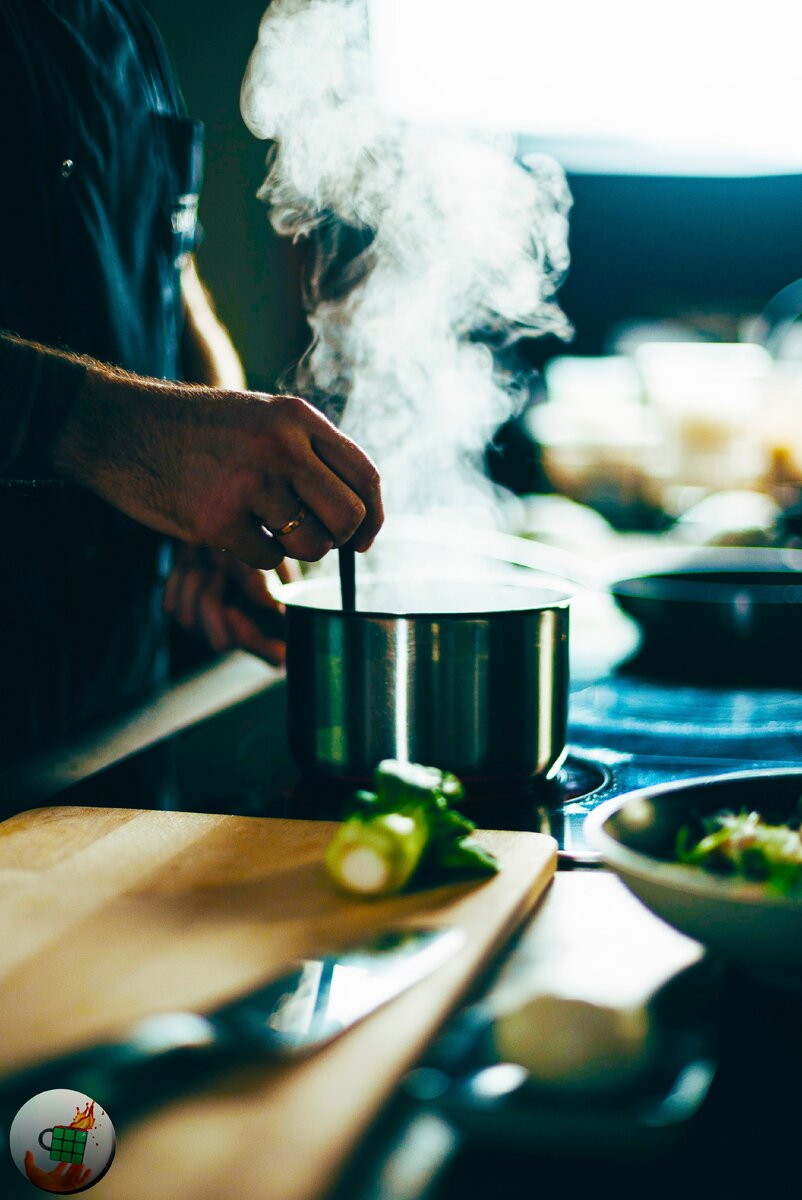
0,0,204,760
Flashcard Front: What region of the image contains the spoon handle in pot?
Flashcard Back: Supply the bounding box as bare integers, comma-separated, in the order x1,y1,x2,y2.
339,542,356,611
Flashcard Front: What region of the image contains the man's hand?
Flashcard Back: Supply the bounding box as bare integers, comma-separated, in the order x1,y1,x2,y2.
50,368,383,570
24,1151,92,1193
164,545,298,665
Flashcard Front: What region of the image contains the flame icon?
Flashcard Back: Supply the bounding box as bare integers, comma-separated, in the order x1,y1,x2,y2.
69,1101,96,1132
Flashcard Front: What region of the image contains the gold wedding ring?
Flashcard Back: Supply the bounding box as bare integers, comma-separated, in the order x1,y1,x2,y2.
267,504,308,538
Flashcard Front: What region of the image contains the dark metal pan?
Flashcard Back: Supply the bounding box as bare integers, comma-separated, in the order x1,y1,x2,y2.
610,548,802,685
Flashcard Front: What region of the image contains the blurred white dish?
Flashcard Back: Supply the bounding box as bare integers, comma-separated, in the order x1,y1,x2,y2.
674,489,781,546
584,769,802,990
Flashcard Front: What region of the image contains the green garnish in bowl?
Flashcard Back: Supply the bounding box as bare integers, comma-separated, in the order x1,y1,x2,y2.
676,807,802,894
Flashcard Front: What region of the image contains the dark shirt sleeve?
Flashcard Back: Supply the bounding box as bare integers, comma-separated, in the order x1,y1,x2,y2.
0,333,87,481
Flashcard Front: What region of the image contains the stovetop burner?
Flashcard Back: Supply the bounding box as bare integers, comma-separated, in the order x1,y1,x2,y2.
273,752,617,865
286,753,609,822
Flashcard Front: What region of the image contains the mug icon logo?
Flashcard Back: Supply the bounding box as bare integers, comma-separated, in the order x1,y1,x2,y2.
39,1124,89,1164
8,1090,115,1194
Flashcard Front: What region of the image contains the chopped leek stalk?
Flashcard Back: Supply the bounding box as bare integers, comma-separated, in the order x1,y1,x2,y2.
325,759,499,897
325,811,428,896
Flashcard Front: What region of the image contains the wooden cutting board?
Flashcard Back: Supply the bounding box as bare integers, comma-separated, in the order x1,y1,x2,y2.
0,806,556,1200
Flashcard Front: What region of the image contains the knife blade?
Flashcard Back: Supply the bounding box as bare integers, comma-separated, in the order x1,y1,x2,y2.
0,926,465,1132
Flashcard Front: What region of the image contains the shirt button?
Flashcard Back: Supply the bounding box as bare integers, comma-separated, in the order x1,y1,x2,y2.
60,159,74,179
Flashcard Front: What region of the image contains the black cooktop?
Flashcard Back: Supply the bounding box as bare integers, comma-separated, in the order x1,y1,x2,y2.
572,674,802,759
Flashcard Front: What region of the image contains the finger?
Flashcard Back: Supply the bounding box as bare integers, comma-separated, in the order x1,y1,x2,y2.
224,518,287,572
239,567,284,610
198,581,233,653
251,495,334,563
244,570,280,609
208,549,288,619
289,462,368,550
310,427,383,551
163,565,180,614
216,553,277,608
277,557,300,584
225,606,286,665
176,566,207,629
249,401,379,551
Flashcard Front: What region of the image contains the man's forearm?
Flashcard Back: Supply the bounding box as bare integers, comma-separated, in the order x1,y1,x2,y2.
49,356,196,535
0,331,88,480
1,332,210,533
1,331,191,504
2,262,244,484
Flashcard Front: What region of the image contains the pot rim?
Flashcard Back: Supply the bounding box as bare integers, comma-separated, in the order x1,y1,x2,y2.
279,573,574,619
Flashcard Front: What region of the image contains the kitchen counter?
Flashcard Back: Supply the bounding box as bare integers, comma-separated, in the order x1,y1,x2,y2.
335,873,802,1200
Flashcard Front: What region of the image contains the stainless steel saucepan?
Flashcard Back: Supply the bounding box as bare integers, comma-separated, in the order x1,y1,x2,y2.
281,576,571,789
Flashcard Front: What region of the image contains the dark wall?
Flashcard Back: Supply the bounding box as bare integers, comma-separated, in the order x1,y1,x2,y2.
558,172,802,357
142,0,309,390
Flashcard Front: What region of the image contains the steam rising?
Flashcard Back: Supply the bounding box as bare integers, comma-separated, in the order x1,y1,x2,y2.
242,0,572,518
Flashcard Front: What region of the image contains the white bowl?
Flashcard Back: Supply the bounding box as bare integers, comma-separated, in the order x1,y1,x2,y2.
584,769,802,989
